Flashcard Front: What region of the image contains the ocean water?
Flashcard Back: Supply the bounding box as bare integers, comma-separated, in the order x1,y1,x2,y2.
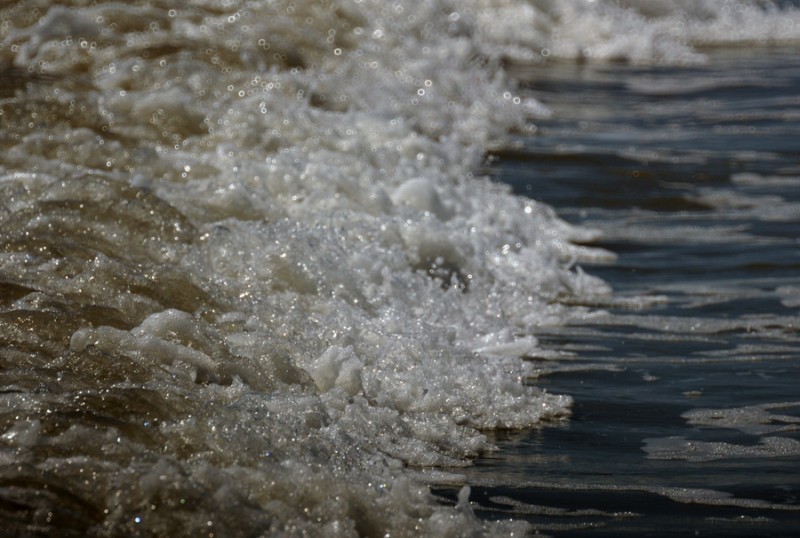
457,44,800,536
0,1,799,536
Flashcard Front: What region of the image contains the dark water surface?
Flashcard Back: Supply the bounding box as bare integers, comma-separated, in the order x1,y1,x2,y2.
448,47,800,536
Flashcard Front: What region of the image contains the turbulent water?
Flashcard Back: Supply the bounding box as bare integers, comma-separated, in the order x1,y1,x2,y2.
1,1,799,536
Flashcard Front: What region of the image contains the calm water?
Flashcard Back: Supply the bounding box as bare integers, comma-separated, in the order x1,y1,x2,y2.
447,47,800,536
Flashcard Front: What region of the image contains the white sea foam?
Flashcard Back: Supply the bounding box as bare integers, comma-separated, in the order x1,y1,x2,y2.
683,402,800,435
644,402,800,462
2,0,800,534
474,0,800,64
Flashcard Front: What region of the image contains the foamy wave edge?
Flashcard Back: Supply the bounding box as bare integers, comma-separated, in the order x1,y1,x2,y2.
2,0,799,535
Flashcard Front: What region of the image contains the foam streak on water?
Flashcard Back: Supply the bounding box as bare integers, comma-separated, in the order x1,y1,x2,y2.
1,1,800,535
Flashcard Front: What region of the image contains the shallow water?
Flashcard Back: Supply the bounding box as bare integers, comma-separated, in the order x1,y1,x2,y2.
454,46,800,536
